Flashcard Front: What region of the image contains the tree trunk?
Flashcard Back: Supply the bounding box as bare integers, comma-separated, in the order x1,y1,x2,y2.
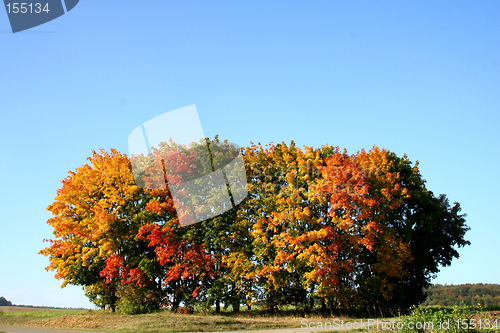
321,298,327,316
216,298,221,314
268,293,275,314
109,287,117,313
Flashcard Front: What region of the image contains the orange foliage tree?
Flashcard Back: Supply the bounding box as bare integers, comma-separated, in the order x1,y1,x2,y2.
40,139,469,316
39,149,149,311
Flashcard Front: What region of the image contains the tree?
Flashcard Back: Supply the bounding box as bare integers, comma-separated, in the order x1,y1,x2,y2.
297,146,411,315
348,147,412,316
39,149,155,312
0,296,12,306
380,152,470,312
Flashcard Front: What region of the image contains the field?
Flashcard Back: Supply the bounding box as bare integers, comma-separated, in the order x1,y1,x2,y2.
1,305,499,332
0,306,331,332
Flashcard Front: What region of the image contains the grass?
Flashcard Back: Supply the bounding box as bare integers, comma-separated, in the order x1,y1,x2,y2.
0,306,318,332
0,306,397,333
0,306,84,318
1,304,497,332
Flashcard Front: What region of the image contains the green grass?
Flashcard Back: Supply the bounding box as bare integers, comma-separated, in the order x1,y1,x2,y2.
0,309,85,318
0,307,308,332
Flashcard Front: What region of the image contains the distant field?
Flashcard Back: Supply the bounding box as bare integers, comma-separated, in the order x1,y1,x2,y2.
0,306,85,317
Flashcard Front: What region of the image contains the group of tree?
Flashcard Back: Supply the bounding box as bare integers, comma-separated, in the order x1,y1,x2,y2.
0,297,12,306
39,137,470,316
422,284,500,308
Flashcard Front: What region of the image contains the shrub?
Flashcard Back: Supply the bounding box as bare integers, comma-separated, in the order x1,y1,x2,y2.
116,284,161,315
397,304,491,332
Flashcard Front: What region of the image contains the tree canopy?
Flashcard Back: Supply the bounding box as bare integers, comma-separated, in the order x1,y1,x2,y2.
422,284,500,308
0,296,12,306
40,137,470,315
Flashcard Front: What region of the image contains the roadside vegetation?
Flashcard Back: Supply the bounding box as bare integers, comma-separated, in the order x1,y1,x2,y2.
398,304,499,333
1,303,499,332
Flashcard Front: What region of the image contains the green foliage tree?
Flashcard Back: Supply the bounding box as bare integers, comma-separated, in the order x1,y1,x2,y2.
0,297,12,306
381,152,470,313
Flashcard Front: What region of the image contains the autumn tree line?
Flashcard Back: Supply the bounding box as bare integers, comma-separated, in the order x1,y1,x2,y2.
422,284,500,308
39,137,470,316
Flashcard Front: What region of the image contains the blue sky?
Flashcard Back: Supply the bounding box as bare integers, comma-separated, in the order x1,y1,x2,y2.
0,1,499,308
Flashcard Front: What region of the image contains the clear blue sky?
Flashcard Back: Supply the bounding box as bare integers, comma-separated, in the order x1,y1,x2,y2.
0,1,499,308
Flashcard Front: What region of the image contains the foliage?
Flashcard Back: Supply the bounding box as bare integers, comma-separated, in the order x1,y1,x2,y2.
38,148,161,312
381,152,470,314
398,304,496,332
422,284,500,308
0,297,12,306
40,138,470,315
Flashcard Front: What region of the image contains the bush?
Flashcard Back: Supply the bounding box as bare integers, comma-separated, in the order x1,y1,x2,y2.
175,306,194,314
396,304,492,332
116,284,161,315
